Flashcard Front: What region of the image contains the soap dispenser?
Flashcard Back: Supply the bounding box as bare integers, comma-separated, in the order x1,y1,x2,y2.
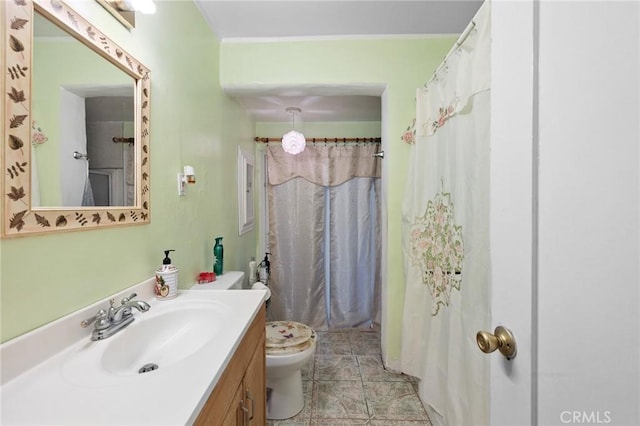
155,249,178,300
258,252,270,283
213,237,224,275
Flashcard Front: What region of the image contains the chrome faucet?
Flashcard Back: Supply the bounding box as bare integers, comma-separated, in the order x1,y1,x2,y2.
81,293,150,341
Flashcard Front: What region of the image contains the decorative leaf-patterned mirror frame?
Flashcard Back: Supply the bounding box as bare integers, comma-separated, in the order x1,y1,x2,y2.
1,0,150,238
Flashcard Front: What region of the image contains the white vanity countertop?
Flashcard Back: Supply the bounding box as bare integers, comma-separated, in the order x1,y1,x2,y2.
0,281,266,425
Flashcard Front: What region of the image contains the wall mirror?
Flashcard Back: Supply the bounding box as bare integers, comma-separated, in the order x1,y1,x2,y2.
2,0,151,237
237,146,254,236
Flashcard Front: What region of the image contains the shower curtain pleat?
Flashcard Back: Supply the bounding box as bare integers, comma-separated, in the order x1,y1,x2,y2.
329,178,381,328
81,161,95,207
268,178,328,330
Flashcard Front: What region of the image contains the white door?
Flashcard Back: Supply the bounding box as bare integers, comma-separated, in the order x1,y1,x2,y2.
489,2,535,424
59,88,88,206
490,2,639,425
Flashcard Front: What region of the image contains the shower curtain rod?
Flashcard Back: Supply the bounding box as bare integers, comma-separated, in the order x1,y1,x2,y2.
423,19,477,89
254,137,381,144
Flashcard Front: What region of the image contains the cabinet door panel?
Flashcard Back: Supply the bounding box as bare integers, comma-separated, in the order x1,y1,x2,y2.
244,339,266,425
221,383,244,426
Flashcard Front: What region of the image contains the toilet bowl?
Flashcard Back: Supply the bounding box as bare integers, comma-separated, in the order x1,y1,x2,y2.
191,271,316,420
265,321,316,420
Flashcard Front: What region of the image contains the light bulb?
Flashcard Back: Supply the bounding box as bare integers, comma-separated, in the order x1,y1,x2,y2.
282,130,306,155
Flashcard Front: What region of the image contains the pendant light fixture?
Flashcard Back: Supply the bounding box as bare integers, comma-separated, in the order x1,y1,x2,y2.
281,107,306,155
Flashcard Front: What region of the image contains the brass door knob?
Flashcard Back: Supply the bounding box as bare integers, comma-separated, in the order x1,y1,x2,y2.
476,326,517,360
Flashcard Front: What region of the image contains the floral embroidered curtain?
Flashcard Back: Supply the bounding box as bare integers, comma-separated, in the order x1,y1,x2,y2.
400,2,491,426
400,0,490,145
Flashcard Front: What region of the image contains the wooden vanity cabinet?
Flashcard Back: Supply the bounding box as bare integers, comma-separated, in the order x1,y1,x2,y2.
195,306,266,426
220,383,243,426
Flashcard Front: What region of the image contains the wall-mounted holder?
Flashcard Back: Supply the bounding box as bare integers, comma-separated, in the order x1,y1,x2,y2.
95,0,156,29
178,165,196,196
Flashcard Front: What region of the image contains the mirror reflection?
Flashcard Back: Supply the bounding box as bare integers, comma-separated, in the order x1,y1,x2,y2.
33,11,135,208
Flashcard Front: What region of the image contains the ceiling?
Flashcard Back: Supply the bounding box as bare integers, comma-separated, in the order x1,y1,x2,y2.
195,1,483,40
193,0,484,122
229,94,383,123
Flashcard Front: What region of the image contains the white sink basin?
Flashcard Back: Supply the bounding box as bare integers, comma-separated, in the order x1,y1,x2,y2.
62,297,231,385
101,299,230,375
1,285,267,425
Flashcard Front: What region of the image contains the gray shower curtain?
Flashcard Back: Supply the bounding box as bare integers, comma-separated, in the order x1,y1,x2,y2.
268,177,328,329
328,178,381,328
266,144,381,330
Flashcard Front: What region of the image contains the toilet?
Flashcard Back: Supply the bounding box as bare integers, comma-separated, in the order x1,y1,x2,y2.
264,320,316,419
191,271,316,420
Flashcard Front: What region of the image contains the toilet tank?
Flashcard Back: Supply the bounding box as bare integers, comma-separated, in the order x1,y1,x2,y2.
191,271,245,290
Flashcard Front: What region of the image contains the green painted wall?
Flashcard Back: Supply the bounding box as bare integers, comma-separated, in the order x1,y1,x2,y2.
221,37,455,364
0,1,256,342
2,2,457,360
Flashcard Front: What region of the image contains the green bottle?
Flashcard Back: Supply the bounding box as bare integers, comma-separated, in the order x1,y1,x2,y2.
213,237,224,275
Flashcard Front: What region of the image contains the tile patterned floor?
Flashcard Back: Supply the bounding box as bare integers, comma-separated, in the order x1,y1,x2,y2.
267,329,432,426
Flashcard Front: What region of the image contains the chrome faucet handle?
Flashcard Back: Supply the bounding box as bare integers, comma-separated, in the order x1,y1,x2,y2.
120,293,138,304
107,299,117,319
80,309,108,328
